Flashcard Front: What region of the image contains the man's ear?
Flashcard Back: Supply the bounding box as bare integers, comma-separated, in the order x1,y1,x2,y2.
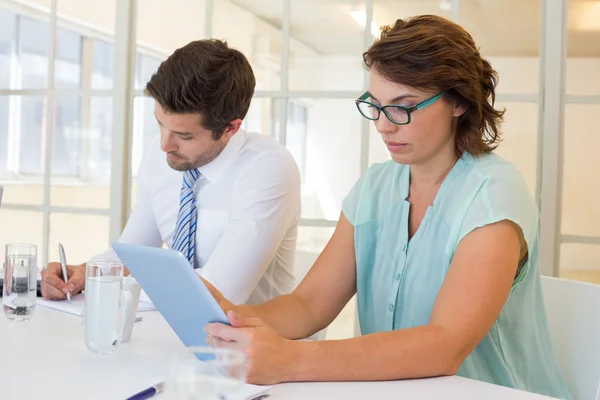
221,118,243,140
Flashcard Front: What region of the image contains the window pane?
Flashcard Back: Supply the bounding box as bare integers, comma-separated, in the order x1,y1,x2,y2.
460,0,541,95
57,0,117,89
566,1,600,95
566,59,600,96
493,102,538,197
212,0,280,90
51,97,112,208
135,54,161,90
243,98,275,138
48,213,109,265
0,94,111,206
0,210,43,269
0,8,16,89
50,96,111,209
0,95,111,206
89,97,113,182
131,96,159,182
287,0,365,91
286,99,361,221
14,96,85,178
52,96,81,177
91,39,114,90
55,28,82,89
18,96,45,175
562,104,600,237
19,17,49,89
0,95,9,178
285,101,308,179
560,243,600,284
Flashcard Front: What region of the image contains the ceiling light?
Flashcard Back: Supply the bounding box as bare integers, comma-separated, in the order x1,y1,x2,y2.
350,9,381,38
439,0,452,11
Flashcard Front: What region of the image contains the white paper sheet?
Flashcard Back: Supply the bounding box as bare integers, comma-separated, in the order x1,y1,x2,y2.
37,292,156,316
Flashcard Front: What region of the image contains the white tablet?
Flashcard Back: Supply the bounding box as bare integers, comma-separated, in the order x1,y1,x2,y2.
111,242,229,350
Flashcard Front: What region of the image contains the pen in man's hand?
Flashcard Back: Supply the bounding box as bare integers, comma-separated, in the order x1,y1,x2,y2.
58,243,71,302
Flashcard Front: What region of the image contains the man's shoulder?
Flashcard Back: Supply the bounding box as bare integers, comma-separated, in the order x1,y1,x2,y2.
242,132,286,152
238,132,298,169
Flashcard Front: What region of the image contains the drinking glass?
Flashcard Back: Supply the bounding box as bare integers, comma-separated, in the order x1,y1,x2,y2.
3,244,37,321
163,346,248,400
84,260,129,354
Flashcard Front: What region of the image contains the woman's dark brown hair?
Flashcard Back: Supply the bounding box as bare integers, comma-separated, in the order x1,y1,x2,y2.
145,39,256,140
363,15,504,156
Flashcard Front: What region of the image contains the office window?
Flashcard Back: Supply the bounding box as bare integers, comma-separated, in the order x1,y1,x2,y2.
18,96,45,175
131,95,159,183
92,39,114,90
19,17,49,89
55,28,82,89
560,244,600,284
285,101,309,182
0,8,15,89
52,96,82,176
213,0,281,90
0,9,13,176
562,105,600,238
0,210,44,266
0,95,8,178
559,0,600,282
244,97,275,138
135,53,161,90
493,102,539,196
87,97,113,182
294,98,362,221
48,213,109,264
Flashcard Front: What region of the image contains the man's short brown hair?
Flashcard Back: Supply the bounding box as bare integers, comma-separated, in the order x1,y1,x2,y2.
145,39,256,140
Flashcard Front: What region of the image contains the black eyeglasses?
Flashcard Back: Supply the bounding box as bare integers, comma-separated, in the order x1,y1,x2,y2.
355,92,445,125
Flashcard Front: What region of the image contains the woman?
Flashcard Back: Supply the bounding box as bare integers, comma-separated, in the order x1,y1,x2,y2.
204,15,571,399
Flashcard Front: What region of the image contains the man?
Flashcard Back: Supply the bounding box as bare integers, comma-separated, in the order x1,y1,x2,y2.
41,39,300,305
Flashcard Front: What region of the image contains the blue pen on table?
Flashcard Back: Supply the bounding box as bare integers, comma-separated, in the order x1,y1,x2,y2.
58,243,71,302
126,382,164,400
126,381,269,400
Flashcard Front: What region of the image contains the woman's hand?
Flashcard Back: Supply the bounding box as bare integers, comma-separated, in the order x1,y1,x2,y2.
204,311,302,385
201,277,242,315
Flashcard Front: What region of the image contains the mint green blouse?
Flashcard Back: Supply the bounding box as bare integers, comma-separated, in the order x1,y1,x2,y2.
342,152,571,399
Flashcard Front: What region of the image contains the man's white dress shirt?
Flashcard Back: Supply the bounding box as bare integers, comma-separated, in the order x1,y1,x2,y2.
94,129,301,304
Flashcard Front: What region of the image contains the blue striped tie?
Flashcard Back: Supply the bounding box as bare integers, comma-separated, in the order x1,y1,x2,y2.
172,168,201,267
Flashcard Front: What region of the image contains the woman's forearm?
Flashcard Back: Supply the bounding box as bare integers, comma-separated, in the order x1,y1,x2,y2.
288,325,462,382
241,293,325,340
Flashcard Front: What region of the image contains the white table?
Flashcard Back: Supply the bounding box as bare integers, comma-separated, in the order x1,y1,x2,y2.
0,306,555,399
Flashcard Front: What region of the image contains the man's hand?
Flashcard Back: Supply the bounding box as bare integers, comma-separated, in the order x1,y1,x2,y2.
41,262,85,300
